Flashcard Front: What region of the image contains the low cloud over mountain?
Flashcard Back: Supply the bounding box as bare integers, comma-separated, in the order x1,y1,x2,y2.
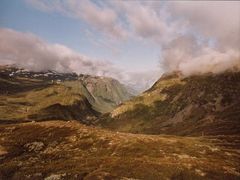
1,1,239,90
0,28,117,75
0,28,159,92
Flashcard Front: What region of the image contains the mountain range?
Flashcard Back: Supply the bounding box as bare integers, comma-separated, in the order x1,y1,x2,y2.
0,65,133,123
0,65,239,179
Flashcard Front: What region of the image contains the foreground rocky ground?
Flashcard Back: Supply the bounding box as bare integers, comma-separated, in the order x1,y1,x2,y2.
0,121,239,179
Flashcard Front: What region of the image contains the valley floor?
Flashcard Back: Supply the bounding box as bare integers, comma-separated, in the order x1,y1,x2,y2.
0,121,239,179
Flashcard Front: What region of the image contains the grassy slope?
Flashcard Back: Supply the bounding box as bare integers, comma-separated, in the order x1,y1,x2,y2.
0,121,239,179
0,77,98,123
99,72,240,136
0,65,133,117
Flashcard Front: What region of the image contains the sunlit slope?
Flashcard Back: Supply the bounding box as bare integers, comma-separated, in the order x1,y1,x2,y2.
0,66,133,116
0,78,98,123
0,121,239,179
0,66,134,122
99,71,240,136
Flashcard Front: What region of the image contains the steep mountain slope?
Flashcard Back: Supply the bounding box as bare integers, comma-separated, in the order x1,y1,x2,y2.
0,120,239,179
99,71,240,136
0,66,133,123
79,75,133,113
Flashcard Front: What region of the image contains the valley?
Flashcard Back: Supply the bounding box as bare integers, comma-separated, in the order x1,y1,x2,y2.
0,66,239,179
1,1,240,179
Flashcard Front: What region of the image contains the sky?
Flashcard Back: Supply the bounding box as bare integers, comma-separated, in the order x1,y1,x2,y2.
0,0,239,91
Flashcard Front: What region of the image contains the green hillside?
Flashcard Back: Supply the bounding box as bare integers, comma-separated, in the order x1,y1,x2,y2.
0,66,133,123
99,71,240,136
0,78,98,123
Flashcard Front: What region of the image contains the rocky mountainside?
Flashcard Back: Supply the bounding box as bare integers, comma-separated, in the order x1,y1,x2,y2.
0,65,133,123
99,71,240,136
79,74,133,113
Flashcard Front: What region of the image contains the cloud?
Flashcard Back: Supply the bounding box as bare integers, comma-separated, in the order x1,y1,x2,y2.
0,28,120,76
159,1,240,76
161,35,240,76
168,1,240,50
26,0,182,44
179,48,240,76
26,0,127,39
110,1,182,44
112,2,167,39
4,1,240,90
113,1,240,76
0,28,159,92
26,1,240,49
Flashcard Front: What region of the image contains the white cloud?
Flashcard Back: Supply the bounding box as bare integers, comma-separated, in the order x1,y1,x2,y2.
180,48,240,76
161,35,240,76
0,28,120,76
26,0,127,39
110,1,181,44
26,1,240,49
168,1,240,50
26,0,183,44
0,28,159,92
159,1,240,76
8,1,240,86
